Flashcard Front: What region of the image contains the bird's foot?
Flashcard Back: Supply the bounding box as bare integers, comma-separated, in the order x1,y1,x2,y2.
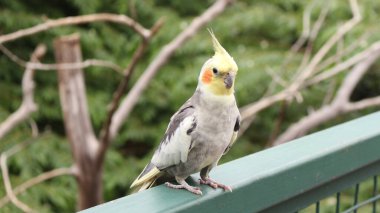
165,182,202,195
199,177,232,192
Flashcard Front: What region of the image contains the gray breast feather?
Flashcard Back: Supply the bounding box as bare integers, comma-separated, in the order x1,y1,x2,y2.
151,102,196,169
223,115,241,155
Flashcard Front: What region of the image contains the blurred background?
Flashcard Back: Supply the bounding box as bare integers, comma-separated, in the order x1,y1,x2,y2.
0,0,379,212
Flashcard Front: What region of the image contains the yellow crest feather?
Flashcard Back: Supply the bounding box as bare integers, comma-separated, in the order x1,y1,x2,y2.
207,29,238,73
208,29,229,57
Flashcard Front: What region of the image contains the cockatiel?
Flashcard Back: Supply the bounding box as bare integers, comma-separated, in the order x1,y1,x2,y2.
130,31,240,195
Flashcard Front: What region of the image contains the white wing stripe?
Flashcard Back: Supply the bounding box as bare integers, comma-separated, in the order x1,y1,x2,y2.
152,116,194,168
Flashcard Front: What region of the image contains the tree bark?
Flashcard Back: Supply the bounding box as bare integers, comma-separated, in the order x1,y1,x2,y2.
272,48,380,146
54,34,102,210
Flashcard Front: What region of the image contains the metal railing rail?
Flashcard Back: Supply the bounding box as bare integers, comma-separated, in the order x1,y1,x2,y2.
80,111,380,213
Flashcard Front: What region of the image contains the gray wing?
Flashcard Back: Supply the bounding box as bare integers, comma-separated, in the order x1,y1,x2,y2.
151,100,196,169
223,115,240,155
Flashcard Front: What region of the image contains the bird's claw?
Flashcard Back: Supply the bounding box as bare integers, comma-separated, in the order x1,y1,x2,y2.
199,179,218,188
165,182,202,195
199,178,232,192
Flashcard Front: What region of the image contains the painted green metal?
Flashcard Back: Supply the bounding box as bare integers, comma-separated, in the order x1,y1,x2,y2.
260,159,380,212
315,201,320,213
80,112,380,213
336,192,341,213
373,176,378,213
353,184,360,213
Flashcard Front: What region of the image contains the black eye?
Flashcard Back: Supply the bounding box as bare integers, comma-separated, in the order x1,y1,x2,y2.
212,67,218,74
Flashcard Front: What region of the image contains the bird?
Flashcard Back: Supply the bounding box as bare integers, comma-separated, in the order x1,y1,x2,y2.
130,30,240,195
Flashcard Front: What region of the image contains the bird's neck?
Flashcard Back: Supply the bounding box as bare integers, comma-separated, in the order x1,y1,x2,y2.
196,86,235,106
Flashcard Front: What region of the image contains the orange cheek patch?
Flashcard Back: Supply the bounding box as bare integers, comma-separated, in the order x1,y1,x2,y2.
202,69,213,84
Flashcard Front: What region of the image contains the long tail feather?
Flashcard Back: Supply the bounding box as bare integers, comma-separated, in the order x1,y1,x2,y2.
131,163,160,189
138,178,157,192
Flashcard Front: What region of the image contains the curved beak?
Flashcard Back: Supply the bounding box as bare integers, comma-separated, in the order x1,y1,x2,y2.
224,73,234,89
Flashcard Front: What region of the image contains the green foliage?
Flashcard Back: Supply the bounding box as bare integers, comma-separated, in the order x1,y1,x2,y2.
0,133,75,213
0,0,380,212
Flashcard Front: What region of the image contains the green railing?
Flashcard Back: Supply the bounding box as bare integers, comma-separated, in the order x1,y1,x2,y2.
80,112,380,213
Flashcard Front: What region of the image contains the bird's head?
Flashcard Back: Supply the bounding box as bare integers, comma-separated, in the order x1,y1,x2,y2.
198,30,238,96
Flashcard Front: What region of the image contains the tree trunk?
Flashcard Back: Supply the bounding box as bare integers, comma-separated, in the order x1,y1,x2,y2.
54,34,102,210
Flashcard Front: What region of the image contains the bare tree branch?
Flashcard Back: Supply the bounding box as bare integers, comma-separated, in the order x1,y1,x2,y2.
307,41,380,85
346,96,380,111
266,1,329,100
109,0,234,139
0,137,75,209
295,2,330,75
97,20,163,163
321,80,337,106
316,32,369,73
265,68,287,88
276,0,319,93
53,34,104,209
0,44,123,74
309,3,330,42
240,0,362,128
273,48,380,146
0,139,38,212
289,0,318,53
0,13,152,44
0,45,46,140
288,0,361,94
0,167,75,208
30,59,123,74
28,119,39,138
1,154,34,212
